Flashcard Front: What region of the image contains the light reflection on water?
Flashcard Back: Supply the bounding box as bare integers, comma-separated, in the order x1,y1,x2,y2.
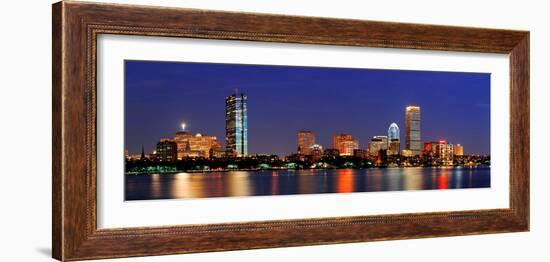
125,167,491,200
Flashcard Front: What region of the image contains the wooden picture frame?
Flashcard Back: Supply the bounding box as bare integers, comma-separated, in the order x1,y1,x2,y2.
52,1,529,261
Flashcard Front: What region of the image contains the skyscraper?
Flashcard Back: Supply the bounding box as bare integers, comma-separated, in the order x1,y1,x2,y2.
405,106,421,156
225,93,248,157
387,123,400,155
297,131,316,155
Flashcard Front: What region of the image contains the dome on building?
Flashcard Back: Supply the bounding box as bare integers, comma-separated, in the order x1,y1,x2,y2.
388,123,400,141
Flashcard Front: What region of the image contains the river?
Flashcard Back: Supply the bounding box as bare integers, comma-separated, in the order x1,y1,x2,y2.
125,167,490,200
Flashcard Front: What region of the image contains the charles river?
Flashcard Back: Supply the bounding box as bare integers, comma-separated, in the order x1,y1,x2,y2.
125,167,490,200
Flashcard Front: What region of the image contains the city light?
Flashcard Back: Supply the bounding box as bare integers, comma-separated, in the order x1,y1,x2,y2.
128,98,486,172
122,62,493,200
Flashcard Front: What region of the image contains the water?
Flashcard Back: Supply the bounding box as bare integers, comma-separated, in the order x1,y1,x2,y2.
125,167,490,200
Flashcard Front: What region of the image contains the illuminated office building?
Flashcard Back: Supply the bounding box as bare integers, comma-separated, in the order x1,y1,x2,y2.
454,144,464,156
368,136,388,157
209,142,224,158
387,123,400,155
424,140,454,165
156,138,178,162
174,131,192,159
423,141,438,156
405,106,421,156
333,134,359,156
297,131,316,155
225,93,248,157
341,140,359,156
388,140,400,156
174,131,221,159
438,142,454,166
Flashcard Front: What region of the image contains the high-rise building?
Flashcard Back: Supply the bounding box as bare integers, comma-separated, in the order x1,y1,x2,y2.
405,106,421,156
368,136,388,156
341,140,359,156
156,138,178,162
333,134,352,149
333,134,359,156
387,123,400,155
297,131,316,155
438,142,454,166
454,144,464,156
225,93,248,157
388,139,400,156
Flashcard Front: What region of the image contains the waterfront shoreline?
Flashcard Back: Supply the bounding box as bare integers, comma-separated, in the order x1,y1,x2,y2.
125,165,491,175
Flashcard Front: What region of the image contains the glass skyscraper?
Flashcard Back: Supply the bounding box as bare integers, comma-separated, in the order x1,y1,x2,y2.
388,122,400,141
387,123,400,155
225,93,248,157
405,106,421,156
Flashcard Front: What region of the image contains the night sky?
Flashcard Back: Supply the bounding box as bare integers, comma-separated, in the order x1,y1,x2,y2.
125,60,490,156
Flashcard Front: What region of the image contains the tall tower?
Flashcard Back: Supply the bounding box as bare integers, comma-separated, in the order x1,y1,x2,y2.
387,123,400,155
297,131,315,155
140,145,145,160
225,93,248,157
405,106,421,156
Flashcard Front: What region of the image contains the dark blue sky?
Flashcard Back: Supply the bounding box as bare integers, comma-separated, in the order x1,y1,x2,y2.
125,60,490,156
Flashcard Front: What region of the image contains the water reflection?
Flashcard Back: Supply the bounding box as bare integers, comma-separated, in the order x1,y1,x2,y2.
403,168,423,191
125,167,491,200
170,173,204,198
150,174,162,198
226,171,252,197
271,171,279,195
336,169,354,193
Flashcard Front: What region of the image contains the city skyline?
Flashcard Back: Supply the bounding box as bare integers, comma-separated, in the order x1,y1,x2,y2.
125,60,490,156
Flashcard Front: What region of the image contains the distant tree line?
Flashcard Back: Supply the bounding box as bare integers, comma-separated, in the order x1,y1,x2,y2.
125,154,490,174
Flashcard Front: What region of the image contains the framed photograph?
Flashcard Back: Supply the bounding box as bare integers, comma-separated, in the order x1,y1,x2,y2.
52,1,529,261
